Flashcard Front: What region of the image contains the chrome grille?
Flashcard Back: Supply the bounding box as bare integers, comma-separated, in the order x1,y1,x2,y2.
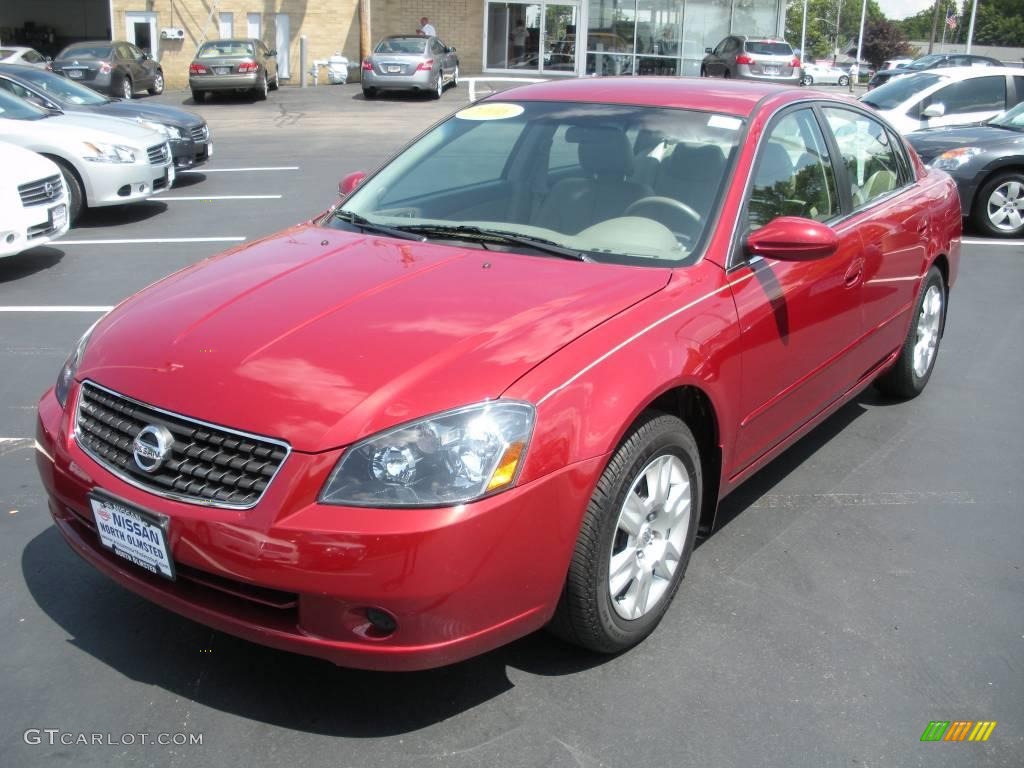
190,124,209,142
147,143,170,165
75,381,290,509
18,174,63,207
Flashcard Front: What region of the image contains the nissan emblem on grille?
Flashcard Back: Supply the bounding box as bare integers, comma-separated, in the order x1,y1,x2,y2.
133,425,174,472
44,181,56,199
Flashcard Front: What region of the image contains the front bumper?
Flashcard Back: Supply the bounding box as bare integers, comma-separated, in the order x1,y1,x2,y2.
82,155,174,207
36,385,604,670
170,136,211,170
362,69,434,91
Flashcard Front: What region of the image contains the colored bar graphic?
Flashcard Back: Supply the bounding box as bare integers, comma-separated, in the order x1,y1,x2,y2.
944,721,972,741
921,722,949,741
968,722,997,742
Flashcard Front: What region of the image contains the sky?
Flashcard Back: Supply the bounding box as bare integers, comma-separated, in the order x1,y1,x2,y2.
874,0,943,21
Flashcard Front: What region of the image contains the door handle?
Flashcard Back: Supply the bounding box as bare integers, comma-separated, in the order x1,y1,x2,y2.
917,219,929,235
844,258,865,288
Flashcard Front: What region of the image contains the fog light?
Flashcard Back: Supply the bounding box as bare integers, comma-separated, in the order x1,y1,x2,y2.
138,183,148,193
4,232,16,244
365,607,397,637
117,184,131,197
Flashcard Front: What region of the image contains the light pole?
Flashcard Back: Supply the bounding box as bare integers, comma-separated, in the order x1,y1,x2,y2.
853,0,867,93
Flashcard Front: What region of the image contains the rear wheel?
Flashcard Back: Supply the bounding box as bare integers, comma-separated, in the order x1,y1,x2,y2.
802,74,814,86
700,65,707,77
723,69,731,79
838,75,850,86
451,65,459,87
120,75,133,100
191,88,206,103
49,157,84,225
875,266,946,399
362,87,376,99
548,412,701,653
973,171,1024,238
254,73,268,100
148,70,164,95
432,73,443,99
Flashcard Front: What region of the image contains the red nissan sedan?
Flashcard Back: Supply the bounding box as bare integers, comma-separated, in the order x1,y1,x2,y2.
36,78,961,671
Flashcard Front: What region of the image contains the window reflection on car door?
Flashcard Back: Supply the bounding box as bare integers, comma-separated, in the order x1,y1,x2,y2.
728,106,866,474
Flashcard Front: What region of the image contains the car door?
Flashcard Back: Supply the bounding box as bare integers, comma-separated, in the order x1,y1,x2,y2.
728,106,867,473
126,43,151,88
707,38,726,75
820,106,929,370
915,74,1009,129
114,43,135,86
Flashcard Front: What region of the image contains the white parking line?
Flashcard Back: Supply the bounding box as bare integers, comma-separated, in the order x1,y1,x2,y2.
57,237,246,245
962,238,1024,246
179,166,299,173
159,195,282,201
0,306,113,312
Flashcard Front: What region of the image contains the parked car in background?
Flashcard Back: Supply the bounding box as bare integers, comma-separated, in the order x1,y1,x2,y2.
52,41,164,100
0,46,51,69
867,53,1002,90
0,89,172,223
907,101,1024,237
0,64,211,170
861,67,1024,134
701,36,801,85
881,58,912,71
800,62,850,86
0,141,69,257
35,78,960,671
188,39,278,102
361,35,459,99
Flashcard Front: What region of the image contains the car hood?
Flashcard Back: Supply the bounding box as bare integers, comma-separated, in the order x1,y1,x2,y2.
91,100,203,129
906,125,1023,161
79,226,669,452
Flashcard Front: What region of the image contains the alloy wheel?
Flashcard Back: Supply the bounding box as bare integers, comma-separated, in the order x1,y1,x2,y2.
913,284,943,378
608,454,692,620
986,179,1024,233
122,77,132,99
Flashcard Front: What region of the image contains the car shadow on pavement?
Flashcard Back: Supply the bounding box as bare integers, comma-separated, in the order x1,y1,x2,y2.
73,201,169,229
170,172,206,189
0,247,63,283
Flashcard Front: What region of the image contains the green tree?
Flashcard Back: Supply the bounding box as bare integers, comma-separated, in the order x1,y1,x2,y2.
860,18,911,66
786,0,886,60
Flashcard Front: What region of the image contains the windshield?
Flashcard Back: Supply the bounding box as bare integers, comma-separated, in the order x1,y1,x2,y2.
198,41,255,58
0,88,49,120
60,45,111,59
905,55,945,71
744,41,792,56
375,38,428,54
12,68,108,105
328,101,744,265
861,73,942,110
990,102,1024,130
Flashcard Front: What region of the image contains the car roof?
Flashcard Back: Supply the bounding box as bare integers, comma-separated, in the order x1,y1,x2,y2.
201,38,259,45
494,77,830,118
918,65,1020,78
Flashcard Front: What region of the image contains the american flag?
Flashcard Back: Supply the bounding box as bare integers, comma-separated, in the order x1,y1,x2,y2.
945,10,958,30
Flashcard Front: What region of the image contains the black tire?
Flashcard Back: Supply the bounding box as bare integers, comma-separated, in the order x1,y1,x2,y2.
254,73,268,101
431,74,443,99
48,156,84,225
723,69,731,79
838,75,850,86
803,74,813,86
875,266,946,399
268,72,279,91
148,70,164,95
120,75,133,100
362,87,376,99
191,89,206,104
451,65,459,87
971,170,1024,238
548,412,702,654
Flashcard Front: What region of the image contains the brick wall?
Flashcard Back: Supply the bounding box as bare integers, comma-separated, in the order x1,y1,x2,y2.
112,0,362,90
371,0,484,73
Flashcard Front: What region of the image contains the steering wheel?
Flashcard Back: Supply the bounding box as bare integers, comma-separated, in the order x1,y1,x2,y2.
625,196,702,243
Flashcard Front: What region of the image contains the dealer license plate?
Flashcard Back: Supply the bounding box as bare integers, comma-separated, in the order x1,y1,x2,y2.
387,65,401,73
66,69,83,79
763,66,779,75
90,493,175,580
215,66,230,75
49,203,67,232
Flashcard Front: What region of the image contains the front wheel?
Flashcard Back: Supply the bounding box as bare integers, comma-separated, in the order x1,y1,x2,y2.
972,171,1024,237
268,72,279,90
51,157,84,225
838,75,850,86
801,74,813,86
875,266,946,399
548,412,701,653
120,75,133,100
148,70,164,95
451,65,459,87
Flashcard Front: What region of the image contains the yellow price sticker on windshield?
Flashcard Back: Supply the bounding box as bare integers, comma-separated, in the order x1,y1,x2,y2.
455,103,525,121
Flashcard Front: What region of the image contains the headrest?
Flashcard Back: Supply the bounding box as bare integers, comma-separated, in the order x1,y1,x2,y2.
572,127,633,178
663,143,726,181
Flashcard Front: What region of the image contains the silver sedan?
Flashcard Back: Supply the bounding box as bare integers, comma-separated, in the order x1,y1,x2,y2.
361,35,459,100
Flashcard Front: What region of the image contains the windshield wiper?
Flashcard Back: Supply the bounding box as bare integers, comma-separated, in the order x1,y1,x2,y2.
333,210,427,242
396,224,591,262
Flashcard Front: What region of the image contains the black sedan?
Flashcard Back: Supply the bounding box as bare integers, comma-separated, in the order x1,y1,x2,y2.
907,102,1024,237
52,40,163,100
868,53,1002,90
0,63,210,170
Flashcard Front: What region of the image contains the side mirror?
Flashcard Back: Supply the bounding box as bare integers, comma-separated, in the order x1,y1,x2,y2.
704,47,713,54
268,49,278,57
448,46,456,53
922,102,945,119
745,217,838,261
338,171,366,196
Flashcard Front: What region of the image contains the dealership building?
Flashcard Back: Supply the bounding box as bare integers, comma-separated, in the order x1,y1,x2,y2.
1,1,786,89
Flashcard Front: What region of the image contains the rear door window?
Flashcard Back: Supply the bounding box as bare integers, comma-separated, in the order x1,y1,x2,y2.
927,76,1007,115
822,107,904,209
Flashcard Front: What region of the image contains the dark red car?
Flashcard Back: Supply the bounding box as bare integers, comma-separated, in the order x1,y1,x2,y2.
36,78,961,670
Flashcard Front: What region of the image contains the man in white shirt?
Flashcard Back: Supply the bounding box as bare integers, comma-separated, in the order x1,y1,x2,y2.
419,17,437,37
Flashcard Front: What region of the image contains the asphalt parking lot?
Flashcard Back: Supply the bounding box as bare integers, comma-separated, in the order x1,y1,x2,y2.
2,82,1023,768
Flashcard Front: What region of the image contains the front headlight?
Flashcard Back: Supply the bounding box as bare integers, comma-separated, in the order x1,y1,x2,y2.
320,402,535,507
81,141,136,163
931,147,982,170
55,321,98,408
137,119,182,140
